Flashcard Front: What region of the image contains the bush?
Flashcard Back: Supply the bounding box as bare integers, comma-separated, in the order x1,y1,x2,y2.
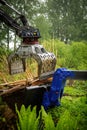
42,40,87,69
16,104,84,130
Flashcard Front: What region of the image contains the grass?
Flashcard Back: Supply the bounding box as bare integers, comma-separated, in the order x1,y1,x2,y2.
64,86,86,96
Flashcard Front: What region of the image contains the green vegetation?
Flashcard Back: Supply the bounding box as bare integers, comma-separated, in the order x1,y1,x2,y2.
47,0,87,42
0,0,87,129
16,105,39,130
16,83,87,130
16,105,76,130
42,40,87,70
0,0,87,48
0,40,87,83
0,40,87,130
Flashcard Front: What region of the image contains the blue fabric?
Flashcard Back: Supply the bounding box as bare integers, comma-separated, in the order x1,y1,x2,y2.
42,68,74,109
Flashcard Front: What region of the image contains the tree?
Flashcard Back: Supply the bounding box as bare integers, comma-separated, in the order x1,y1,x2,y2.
46,0,87,42
34,15,51,40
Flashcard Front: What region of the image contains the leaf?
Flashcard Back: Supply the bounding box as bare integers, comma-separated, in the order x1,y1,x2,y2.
41,106,56,130
56,110,77,130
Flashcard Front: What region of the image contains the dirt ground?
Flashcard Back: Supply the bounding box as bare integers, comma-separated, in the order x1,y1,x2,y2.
0,104,17,130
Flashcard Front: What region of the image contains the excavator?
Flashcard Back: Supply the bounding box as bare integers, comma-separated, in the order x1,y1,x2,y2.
0,0,56,77
0,0,87,111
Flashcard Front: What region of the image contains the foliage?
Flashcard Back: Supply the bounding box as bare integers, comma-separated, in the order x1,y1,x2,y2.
64,86,86,96
16,105,56,130
0,0,41,49
0,0,87,50
0,1,87,129
16,86,87,130
56,110,77,130
42,40,87,70
0,40,87,84
34,15,51,41
48,86,87,130
46,0,87,42
16,105,39,130
1,83,86,129
41,107,56,130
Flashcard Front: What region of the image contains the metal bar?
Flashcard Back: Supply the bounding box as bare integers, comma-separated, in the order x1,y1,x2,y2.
70,70,87,80
26,84,50,90
39,70,87,81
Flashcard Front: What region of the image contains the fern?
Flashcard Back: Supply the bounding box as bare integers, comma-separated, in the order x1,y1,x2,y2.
16,104,26,130
16,105,39,130
41,106,56,130
16,105,81,130
27,106,37,130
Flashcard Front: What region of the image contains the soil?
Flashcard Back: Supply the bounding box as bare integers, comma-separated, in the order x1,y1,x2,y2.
0,104,17,130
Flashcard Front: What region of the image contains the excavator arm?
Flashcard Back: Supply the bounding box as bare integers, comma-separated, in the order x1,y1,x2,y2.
0,8,20,32
0,0,56,77
0,0,40,39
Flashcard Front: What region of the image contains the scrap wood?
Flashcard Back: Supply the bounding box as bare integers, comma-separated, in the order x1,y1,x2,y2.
0,77,52,96
0,84,26,96
0,76,52,88
31,77,52,85
0,70,34,88
0,78,32,87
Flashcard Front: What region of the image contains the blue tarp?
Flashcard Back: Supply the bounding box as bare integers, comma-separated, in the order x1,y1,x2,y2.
42,68,74,109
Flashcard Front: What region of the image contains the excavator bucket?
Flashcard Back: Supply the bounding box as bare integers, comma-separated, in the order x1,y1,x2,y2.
8,44,56,78
0,0,56,78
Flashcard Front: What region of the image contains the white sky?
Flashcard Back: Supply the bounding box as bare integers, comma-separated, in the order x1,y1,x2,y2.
39,0,46,2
